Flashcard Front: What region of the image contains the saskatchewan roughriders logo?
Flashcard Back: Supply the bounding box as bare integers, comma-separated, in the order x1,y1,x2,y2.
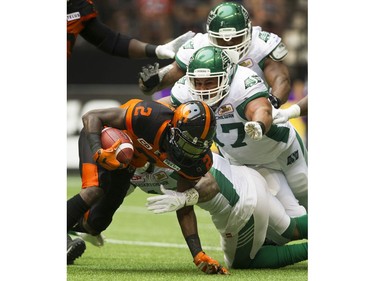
259,31,270,43
183,40,194,50
244,75,262,89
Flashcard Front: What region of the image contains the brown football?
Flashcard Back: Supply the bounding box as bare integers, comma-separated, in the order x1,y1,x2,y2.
101,127,134,164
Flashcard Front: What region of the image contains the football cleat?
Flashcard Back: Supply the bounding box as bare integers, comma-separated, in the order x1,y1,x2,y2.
67,234,86,265
75,232,105,247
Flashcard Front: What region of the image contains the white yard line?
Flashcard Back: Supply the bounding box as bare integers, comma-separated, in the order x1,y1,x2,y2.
105,238,222,251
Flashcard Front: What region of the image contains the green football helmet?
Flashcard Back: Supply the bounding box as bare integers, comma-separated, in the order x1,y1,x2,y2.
187,46,236,107
206,2,252,61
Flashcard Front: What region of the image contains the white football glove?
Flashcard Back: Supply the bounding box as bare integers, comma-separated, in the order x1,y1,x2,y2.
146,185,199,214
155,31,195,59
272,104,301,124
244,121,263,141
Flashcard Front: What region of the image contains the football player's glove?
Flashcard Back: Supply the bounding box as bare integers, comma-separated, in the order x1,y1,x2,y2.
138,63,173,95
155,31,195,59
272,104,301,124
146,185,199,214
193,251,229,275
244,121,264,141
93,139,126,171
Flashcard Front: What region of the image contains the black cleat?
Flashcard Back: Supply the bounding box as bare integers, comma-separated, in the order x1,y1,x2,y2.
67,234,86,265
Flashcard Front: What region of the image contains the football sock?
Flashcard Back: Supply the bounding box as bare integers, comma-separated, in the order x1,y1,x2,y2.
247,242,308,269
67,194,89,231
280,214,308,240
295,214,308,239
281,216,297,241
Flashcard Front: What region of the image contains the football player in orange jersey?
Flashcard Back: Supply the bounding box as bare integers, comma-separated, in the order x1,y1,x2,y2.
67,99,228,274
67,0,194,59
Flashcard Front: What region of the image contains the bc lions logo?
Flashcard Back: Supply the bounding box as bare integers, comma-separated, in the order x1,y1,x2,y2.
180,103,201,123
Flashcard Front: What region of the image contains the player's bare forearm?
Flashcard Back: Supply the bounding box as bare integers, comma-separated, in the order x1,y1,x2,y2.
271,75,291,105
128,39,149,58
245,97,273,134
82,107,127,133
177,206,198,238
176,178,200,238
158,62,185,90
194,173,220,203
298,95,308,116
264,59,291,105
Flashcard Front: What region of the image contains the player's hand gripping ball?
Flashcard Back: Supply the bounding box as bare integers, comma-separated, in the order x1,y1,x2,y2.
100,127,134,165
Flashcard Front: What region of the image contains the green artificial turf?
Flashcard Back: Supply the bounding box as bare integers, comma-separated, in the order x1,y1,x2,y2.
67,175,307,281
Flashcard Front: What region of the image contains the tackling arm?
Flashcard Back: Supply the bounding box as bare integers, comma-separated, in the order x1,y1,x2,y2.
146,172,219,214
272,95,308,124
81,107,128,170
82,107,127,134
194,172,220,202
175,177,200,241
81,19,194,59
176,177,228,274
263,58,291,107
244,97,273,140
138,61,185,96
298,95,308,116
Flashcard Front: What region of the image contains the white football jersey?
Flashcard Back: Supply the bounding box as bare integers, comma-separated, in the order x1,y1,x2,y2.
130,153,257,235
175,26,283,86
170,65,296,167
130,153,292,265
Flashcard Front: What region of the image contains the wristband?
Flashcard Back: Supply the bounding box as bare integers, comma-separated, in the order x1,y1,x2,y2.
185,234,202,257
145,44,157,58
184,188,199,206
256,121,266,134
269,94,281,109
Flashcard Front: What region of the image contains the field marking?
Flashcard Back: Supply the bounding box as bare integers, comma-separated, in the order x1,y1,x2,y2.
106,238,222,251
117,205,211,216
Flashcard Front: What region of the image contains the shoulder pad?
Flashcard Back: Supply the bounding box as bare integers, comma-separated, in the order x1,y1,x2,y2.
269,42,288,61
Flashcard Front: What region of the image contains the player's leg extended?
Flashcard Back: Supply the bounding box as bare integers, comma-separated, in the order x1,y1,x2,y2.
266,189,308,245
228,177,308,269
82,168,134,235
222,216,256,269
68,130,104,232
67,130,104,264
248,192,308,269
249,242,308,268
229,181,270,269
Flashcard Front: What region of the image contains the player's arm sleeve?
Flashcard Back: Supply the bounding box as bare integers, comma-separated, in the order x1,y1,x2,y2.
80,18,132,57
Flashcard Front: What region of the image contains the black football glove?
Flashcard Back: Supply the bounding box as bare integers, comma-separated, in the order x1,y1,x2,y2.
138,63,161,96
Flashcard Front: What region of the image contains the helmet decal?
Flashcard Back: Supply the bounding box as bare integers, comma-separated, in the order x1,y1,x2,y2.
206,2,252,61
187,46,236,106
179,102,201,123
168,101,216,163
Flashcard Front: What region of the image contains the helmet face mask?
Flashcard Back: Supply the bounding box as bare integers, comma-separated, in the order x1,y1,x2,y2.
170,127,211,159
188,75,228,107
207,2,252,61
187,46,235,107
167,101,216,164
